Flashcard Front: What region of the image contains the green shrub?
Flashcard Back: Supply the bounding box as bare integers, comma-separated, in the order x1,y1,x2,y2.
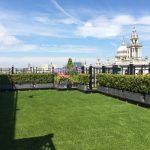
34,74,54,83
97,73,150,94
11,74,33,84
70,75,79,84
54,74,70,84
78,74,89,85
0,74,54,84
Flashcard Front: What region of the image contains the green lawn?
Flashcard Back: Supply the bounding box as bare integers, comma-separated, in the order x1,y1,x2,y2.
1,90,150,150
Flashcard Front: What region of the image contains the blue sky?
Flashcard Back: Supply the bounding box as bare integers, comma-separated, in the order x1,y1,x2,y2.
0,0,150,67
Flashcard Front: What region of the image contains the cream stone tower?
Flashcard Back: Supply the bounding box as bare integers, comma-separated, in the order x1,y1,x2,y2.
127,26,142,60
115,27,148,65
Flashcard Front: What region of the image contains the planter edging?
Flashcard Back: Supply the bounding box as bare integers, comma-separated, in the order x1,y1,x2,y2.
77,84,88,91
97,86,150,105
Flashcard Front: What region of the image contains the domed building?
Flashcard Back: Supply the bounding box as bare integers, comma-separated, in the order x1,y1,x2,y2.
95,58,101,67
115,40,128,64
115,27,149,65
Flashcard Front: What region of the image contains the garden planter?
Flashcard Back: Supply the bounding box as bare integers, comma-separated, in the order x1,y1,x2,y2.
97,86,124,98
97,86,108,94
77,84,88,91
14,83,33,90
97,86,147,104
108,88,124,98
71,84,77,89
123,91,145,103
34,83,54,89
144,95,150,104
55,82,68,89
0,84,13,90
107,88,116,95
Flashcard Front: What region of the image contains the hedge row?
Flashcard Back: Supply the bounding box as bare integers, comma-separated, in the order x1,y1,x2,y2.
78,74,89,85
97,73,150,94
0,74,54,84
0,73,89,85
54,73,89,85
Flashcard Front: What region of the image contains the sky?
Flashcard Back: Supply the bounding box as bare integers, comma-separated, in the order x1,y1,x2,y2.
0,0,150,67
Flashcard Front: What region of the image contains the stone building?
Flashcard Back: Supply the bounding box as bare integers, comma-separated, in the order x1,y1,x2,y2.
115,27,149,65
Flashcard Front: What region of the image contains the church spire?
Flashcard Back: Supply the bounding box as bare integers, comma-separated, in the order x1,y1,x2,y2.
131,26,138,39
127,26,142,59
121,36,126,46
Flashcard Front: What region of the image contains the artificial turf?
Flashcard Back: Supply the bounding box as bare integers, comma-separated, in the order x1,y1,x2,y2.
1,90,150,150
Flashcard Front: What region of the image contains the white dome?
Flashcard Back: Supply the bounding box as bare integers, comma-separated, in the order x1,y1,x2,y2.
117,41,127,52
117,45,127,52
116,41,127,58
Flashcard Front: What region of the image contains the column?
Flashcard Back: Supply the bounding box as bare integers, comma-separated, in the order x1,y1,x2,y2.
128,48,130,58
133,47,135,57
138,48,140,58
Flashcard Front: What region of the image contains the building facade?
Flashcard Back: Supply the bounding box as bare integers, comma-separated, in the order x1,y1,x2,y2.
115,27,149,65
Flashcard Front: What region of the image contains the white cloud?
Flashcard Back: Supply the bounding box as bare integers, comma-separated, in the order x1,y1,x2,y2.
0,44,38,52
76,16,122,38
0,10,18,21
135,25,150,40
39,44,97,53
0,24,40,51
58,18,78,24
137,16,150,25
112,15,135,25
0,57,54,67
0,56,97,67
50,0,81,25
0,25,21,46
50,0,73,19
34,16,50,23
75,15,150,39
0,32,97,53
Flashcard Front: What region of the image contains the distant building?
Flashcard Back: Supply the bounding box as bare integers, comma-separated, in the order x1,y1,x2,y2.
73,62,83,67
95,58,101,67
26,63,56,73
115,27,149,65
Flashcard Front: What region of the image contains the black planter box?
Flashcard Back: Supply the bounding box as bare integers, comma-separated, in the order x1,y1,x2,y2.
144,95,150,104
14,83,33,90
55,82,68,89
97,86,150,105
71,85,77,89
123,90,145,103
77,85,88,91
97,86,124,98
34,83,54,89
108,87,124,98
97,86,108,93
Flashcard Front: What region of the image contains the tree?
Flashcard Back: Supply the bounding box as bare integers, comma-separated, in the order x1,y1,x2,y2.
66,58,74,70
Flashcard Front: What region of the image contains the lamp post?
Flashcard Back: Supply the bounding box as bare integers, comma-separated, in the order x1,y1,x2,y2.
89,64,92,90
11,65,14,74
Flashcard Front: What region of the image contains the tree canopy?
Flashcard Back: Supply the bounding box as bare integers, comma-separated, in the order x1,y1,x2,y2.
66,58,74,70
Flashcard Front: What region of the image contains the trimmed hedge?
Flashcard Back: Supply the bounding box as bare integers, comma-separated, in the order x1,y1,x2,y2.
54,74,89,85
97,73,150,94
54,74,70,84
78,74,89,85
11,74,33,84
33,74,54,84
0,74,54,84
70,75,79,85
